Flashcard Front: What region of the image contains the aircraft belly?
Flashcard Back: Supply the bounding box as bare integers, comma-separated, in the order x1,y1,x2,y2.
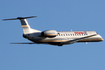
29,37,68,43
78,38,103,42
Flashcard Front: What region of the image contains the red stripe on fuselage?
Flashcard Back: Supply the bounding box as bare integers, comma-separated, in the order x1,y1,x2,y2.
74,32,84,34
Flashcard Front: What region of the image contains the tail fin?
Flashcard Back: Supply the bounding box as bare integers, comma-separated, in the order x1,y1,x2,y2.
3,16,41,34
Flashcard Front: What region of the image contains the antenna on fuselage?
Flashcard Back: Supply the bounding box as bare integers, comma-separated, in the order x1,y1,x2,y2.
86,42,88,44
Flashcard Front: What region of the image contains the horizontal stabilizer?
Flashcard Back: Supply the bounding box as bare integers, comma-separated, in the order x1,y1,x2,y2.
3,16,37,21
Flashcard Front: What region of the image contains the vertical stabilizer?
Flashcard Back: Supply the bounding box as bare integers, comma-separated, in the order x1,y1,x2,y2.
20,19,41,34
3,16,41,34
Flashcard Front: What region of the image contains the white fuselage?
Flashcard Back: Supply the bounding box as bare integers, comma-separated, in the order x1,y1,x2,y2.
23,31,103,46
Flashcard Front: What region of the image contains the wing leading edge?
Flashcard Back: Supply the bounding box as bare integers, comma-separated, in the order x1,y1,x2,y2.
58,34,97,46
10,42,36,44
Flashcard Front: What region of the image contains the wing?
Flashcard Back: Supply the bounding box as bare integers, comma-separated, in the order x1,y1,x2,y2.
58,34,97,46
10,42,36,44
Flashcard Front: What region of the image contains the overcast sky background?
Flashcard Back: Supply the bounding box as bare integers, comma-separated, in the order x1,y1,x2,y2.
0,0,105,70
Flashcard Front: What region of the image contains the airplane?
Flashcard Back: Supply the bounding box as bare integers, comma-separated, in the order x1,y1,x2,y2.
3,16,104,46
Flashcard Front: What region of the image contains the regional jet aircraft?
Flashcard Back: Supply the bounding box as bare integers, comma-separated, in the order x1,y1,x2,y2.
3,16,104,46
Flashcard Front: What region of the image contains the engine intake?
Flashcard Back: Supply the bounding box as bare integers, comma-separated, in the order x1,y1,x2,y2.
41,30,58,37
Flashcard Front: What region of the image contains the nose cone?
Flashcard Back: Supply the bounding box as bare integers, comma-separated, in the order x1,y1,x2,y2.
101,38,104,41
100,38,104,41
98,35,104,41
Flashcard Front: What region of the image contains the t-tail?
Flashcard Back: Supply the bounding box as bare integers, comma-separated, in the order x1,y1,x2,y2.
3,16,41,34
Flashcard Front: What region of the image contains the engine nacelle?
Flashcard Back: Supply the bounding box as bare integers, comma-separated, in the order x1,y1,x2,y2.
41,30,58,37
